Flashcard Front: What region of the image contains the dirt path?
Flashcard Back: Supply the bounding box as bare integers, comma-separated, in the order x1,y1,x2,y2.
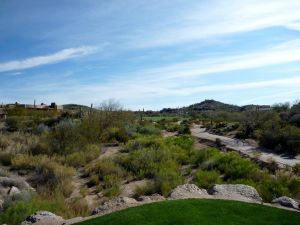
191,124,300,167
68,145,123,208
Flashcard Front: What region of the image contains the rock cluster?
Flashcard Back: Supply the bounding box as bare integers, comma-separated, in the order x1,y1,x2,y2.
20,183,299,225
137,194,165,203
272,196,299,210
169,184,210,199
208,184,263,203
21,211,65,225
92,197,139,215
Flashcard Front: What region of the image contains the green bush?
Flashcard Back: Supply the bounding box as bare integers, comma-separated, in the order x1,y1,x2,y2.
193,170,221,189
65,144,100,167
192,148,221,167
108,127,129,144
216,152,259,181
85,157,125,192
165,135,194,151
136,124,161,136
0,193,89,225
154,163,183,197
293,164,300,175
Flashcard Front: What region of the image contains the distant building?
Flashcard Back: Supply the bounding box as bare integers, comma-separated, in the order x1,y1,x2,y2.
50,102,63,110
4,102,63,111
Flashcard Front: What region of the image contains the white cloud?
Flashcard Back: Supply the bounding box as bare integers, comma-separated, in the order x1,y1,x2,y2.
125,39,300,82
0,46,97,72
131,0,300,48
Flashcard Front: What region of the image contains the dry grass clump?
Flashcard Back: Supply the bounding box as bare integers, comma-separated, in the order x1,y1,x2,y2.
11,154,75,197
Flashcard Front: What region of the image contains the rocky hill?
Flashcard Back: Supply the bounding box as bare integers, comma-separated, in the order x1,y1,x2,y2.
160,99,240,113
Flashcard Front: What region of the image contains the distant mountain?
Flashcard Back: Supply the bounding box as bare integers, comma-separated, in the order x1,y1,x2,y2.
188,100,240,112
160,99,271,113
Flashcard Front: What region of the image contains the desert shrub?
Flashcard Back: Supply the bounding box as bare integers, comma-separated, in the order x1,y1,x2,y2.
154,163,183,197
287,178,300,199
66,197,90,216
0,135,10,149
0,168,10,177
165,135,194,151
124,136,164,152
216,152,259,181
2,190,32,210
192,148,221,167
5,116,22,131
108,127,129,144
258,123,300,155
133,181,157,198
87,175,100,187
136,124,161,136
0,152,13,166
102,173,122,197
178,124,191,135
85,158,124,179
0,132,39,154
293,164,300,176
65,152,86,167
65,144,100,167
119,147,174,179
0,193,89,225
165,123,180,132
49,119,81,155
85,157,125,191
11,154,74,197
193,170,221,189
257,175,290,202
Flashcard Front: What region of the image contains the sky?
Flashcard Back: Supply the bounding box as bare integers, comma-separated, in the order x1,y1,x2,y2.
1,0,300,110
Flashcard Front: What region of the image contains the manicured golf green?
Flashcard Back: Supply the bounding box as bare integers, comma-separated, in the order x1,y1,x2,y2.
75,199,300,225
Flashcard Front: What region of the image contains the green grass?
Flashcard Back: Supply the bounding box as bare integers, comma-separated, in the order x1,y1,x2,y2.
143,116,182,122
75,199,300,225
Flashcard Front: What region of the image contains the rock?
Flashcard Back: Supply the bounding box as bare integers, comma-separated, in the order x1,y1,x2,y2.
137,194,165,203
0,198,4,212
272,196,299,210
0,177,31,190
169,184,210,199
21,211,65,225
208,184,262,203
92,197,139,215
7,186,21,196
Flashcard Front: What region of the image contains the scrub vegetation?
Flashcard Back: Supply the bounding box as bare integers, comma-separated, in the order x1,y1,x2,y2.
0,99,299,225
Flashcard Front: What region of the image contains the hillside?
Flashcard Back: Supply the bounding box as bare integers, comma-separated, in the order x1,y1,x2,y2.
188,99,240,112
160,99,241,114
159,100,278,114
63,104,91,110
75,199,300,225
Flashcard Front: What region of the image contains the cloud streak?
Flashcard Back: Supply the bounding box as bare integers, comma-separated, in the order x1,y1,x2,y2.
0,46,97,72
131,0,300,48
127,39,300,83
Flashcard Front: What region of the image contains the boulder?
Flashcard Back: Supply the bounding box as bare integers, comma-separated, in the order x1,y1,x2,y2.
92,197,139,215
272,196,299,210
21,211,65,225
169,184,210,199
208,184,262,203
7,186,21,196
137,194,165,203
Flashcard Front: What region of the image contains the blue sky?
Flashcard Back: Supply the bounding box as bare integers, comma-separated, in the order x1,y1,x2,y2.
1,0,300,110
